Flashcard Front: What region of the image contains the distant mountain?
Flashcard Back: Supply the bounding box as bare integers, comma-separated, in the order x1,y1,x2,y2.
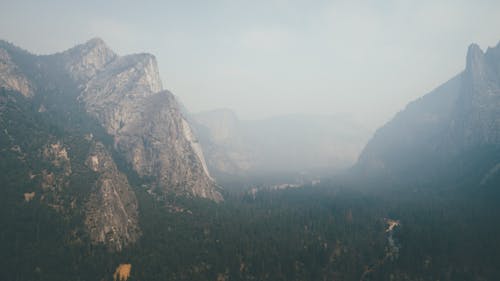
355,41,500,188
193,109,372,179
0,38,221,252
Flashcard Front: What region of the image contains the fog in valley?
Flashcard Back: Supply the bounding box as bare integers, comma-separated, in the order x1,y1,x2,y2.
1,1,500,280
191,109,372,185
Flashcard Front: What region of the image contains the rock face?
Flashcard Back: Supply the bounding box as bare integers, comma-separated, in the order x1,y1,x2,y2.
43,142,72,176
0,48,33,97
450,43,500,147
355,41,500,185
63,39,221,202
62,37,117,83
84,142,140,252
0,37,223,252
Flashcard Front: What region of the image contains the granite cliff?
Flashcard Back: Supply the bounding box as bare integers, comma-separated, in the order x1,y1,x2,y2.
65,39,221,202
0,38,222,252
85,141,140,252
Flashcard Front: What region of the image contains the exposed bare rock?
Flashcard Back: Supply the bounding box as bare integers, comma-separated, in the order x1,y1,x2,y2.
61,38,117,83
1,37,221,203
43,142,71,176
69,40,222,202
114,91,222,202
37,142,71,197
0,38,222,254
80,53,163,135
451,42,500,147
0,48,33,97
40,169,56,191
84,142,141,252
181,117,213,181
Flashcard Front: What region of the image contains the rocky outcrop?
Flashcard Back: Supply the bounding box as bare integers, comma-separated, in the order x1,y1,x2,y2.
61,38,117,83
39,142,72,200
450,42,500,148
0,37,223,254
43,142,72,176
84,142,140,252
64,39,221,202
0,48,33,97
112,91,222,201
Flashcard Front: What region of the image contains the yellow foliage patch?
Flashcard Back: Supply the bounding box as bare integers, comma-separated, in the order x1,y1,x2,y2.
24,192,35,202
113,264,131,281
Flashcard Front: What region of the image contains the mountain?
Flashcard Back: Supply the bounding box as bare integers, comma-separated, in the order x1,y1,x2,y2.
2,37,500,281
0,38,221,252
193,109,371,180
64,38,220,201
355,41,500,187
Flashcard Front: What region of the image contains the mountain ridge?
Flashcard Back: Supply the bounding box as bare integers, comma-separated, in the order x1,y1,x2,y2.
354,41,500,187
0,37,223,252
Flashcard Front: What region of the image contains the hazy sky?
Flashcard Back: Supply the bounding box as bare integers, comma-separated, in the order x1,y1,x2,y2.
1,0,499,129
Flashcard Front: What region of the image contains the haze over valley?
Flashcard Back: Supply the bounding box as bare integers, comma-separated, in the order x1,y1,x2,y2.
1,1,500,280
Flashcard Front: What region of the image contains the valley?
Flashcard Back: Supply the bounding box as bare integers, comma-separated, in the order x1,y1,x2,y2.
0,36,499,281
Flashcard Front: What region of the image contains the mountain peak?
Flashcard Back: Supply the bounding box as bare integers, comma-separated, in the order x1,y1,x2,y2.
62,37,117,82
66,37,113,55
485,41,500,64
466,43,485,71
85,37,106,46
355,40,500,184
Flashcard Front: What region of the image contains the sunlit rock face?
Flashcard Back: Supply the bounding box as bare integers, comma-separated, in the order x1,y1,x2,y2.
0,37,223,253
84,142,141,252
355,41,500,184
62,38,222,202
43,142,72,176
0,48,33,97
61,37,117,83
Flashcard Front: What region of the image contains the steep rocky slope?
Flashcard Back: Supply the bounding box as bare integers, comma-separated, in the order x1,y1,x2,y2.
0,38,222,252
0,48,33,97
84,141,140,252
63,39,221,201
355,41,500,186
0,37,221,202
0,84,140,252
